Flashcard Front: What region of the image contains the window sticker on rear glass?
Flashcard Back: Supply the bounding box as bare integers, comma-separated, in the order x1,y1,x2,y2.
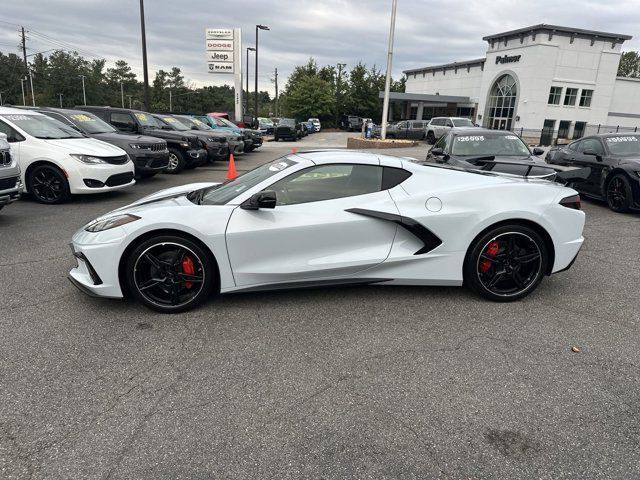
70,114,94,122
2,115,30,121
456,135,485,142
606,136,638,143
135,113,147,121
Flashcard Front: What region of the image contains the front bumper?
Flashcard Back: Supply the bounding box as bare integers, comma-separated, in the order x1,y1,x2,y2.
129,149,170,173
185,148,208,167
68,162,136,195
0,177,23,206
229,140,244,156
205,143,230,162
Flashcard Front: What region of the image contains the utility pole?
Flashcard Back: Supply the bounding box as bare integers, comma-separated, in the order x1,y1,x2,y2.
169,89,172,112
126,95,133,109
139,0,150,111
79,75,87,105
29,70,35,106
380,0,398,140
335,63,346,128
120,82,124,108
21,27,30,105
21,78,26,106
274,67,278,117
58,93,63,108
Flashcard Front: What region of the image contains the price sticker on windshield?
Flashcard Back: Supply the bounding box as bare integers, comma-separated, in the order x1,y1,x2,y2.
135,113,147,121
606,136,638,143
3,115,30,121
164,117,177,123
70,114,94,122
456,136,485,142
505,135,519,140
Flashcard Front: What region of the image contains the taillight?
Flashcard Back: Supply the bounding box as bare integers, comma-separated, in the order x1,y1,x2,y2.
560,194,581,210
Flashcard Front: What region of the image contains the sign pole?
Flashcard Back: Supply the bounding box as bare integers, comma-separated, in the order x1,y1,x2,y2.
234,28,242,123
380,0,398,140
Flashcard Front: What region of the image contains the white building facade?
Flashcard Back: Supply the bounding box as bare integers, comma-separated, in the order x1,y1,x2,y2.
402,25,639,145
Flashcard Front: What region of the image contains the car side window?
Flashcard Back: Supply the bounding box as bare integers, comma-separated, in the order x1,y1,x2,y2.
578,138,604,155
433,133,448,151
445,119,454,128
567,142,578,151
110,112,135,131
0,120,25,142
269,163,383,206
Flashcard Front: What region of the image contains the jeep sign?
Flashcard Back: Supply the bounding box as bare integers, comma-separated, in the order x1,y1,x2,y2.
495,54,522,64
207,51,234,63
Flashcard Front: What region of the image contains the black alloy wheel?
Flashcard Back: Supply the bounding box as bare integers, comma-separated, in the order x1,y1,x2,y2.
125,235,215,313
165,148,186,174
426,131,436,145
464,225,547,302
606,174,632,213
28,164,70,204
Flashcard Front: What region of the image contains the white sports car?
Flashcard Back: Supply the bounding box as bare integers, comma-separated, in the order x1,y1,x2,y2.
69,151,585,313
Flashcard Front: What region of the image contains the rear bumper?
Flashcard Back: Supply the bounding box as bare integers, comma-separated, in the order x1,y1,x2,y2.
552,237,584,273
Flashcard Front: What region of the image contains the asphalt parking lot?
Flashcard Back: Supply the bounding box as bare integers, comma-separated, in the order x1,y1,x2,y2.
1,132,640,479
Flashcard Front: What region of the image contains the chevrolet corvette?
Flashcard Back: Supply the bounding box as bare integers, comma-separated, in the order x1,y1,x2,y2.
69,151,585,312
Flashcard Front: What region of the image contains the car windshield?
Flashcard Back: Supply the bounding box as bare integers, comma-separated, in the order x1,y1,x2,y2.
133,112,160,128
280,118,296,127
218,117,238,129
452,118,475,127
258,117,273,125
157,116,189,131
451,133,530,157
194,157,298,205
68,112,116,134
175,116,211,130
1,113,84,139
604,135,640,156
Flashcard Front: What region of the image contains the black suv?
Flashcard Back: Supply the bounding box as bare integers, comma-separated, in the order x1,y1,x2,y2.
31,107,169,178
80,106,207,174
274,118,303,141
152,114,229,164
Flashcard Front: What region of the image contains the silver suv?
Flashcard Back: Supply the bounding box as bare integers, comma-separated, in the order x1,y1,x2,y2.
425,117,476,144
0,133,23,212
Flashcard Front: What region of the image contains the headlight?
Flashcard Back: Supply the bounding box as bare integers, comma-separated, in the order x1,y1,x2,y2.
85,214,141,232
180,142,189,148
129,143,147,149
208,137,225,143
70,154,107,164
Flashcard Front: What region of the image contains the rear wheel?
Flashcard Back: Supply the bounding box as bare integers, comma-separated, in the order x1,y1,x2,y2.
125,235,215,313
28,164,70,204
165,149,186,174
606,174,632,213
464,225,548,302
426,131,436,144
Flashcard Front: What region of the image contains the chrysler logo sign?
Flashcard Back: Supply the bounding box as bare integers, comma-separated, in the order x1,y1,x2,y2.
495,54,521,64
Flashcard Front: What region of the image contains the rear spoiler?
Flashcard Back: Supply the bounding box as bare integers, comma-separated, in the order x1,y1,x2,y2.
468,159,591,185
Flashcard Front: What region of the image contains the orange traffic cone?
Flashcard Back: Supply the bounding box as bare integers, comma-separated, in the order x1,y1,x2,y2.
226,153,237,180
291,147,297,153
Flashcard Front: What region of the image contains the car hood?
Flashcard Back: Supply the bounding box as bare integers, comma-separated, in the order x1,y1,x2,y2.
124,182,219,209
455,155,546,165
92,132,164,146
140,128,196,141
42,137,126,155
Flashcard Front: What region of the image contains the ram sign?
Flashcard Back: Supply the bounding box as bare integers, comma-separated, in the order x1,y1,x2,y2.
206,27,243,120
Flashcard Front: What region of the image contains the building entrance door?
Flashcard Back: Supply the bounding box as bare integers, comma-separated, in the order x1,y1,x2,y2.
540,119,555,146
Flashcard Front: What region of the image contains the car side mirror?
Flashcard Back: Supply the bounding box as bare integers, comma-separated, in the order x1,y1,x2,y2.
241,190,277,210
431,147,444,156
583,149,603,161
532,147,545,156
191,126,199,130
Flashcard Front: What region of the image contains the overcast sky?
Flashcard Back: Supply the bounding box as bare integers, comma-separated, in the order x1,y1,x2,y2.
1,0,639,96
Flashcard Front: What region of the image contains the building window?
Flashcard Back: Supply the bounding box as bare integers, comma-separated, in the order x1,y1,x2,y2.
558,120,571,139
564,88,578,106
548,86,562,105
573,121,586,139
486,74,517,130
579,89,593,107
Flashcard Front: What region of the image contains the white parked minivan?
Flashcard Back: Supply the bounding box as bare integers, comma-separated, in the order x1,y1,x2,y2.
308,118,321,132
0,107,135,204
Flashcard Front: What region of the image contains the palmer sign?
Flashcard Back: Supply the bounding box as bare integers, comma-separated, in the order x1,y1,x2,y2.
495,54,522,65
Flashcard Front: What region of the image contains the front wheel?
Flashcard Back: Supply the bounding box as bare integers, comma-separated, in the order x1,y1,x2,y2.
606,174,632,213
464,225,548,302
28,164,71,204
125,235,216,313
164,149,186,174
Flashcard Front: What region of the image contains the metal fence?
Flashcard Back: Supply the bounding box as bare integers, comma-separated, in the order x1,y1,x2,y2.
508,124,640,146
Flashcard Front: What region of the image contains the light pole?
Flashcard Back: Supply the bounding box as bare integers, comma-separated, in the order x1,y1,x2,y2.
139,0,150,111
58,93,63,108
0,91,4,106
380,0,398,140
254,24,269,126
21,78,26,106
335,63,346,128
245,47,255,115
126,95,133,109
120,82,125,108
79,75,87,106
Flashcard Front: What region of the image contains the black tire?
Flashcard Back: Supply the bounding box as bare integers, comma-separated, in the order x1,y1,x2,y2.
464,224,548,302
292,136,297,142
28,164,71,204
125,234,216,313
605,174,632,213
426,131,436,145
165,149,186,174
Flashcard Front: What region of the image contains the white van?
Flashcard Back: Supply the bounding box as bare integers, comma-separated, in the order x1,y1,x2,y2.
308,118,321,132
0,107,135,204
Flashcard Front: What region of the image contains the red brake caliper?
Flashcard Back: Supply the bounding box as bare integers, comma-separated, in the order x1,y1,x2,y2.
479,240,499,273
181,255,195,289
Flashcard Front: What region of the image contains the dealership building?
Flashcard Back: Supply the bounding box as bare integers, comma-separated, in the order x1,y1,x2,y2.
395,24,639,144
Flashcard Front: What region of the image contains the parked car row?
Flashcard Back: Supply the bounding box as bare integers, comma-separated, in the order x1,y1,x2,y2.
0,105,265,207
273,118,320,141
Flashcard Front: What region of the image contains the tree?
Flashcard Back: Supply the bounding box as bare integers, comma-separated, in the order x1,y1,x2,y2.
285,75,334,120
618,51,640,78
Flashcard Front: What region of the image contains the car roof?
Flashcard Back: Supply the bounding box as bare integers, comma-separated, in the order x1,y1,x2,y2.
449,128,515,135
0,106,43,116
592,132,640,138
